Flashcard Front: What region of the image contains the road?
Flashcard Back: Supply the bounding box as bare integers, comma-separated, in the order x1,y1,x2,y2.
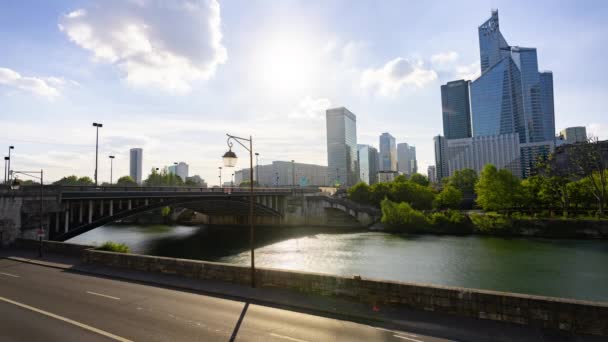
0,259,449,342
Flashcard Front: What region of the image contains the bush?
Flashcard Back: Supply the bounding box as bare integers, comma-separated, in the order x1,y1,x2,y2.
433,185,463,209
469,213,514,233
348,182,372,205
428,210,472,233
97,241,129,253
381,199,428,232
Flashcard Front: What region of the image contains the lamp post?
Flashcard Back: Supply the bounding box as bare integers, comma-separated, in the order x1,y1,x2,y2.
6,146,14,183
109,155,115,185
3,156,8,184
10,169,44,257
291,160,295,189
92,123,103,186
222,133,256,288
254,152,259,186
218,167,222,187
231,173,234,188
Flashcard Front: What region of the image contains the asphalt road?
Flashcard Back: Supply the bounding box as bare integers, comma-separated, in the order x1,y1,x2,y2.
0,259,449,342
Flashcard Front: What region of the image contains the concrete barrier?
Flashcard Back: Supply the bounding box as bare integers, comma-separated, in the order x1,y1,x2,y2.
82,249,608,336
14,238,94,257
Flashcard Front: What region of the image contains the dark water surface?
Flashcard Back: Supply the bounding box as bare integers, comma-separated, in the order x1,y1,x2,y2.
68,224,608,302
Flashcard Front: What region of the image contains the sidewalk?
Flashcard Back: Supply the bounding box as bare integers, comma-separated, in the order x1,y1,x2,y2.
0,248,601,342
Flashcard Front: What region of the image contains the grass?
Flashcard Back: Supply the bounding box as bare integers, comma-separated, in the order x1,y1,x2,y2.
97,241,129,253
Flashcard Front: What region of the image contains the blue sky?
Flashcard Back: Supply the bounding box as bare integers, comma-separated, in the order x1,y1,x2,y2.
1,0,607,184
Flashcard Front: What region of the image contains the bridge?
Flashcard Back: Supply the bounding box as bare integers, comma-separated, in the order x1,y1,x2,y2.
0,185,380,244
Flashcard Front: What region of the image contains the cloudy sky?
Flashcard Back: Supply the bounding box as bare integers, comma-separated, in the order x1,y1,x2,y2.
1,0,606,184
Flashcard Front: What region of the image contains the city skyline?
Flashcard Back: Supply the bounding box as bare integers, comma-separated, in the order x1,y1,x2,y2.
1,1,607,184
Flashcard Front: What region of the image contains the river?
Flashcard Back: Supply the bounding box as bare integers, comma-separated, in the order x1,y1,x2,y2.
68,224,608,302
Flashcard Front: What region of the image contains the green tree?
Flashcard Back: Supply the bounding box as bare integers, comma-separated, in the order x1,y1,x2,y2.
475,164,523,212
53,175,94,186
380,199,428,231
369,182,391,207
409,173,430,187
393,174,408,183
446,168,478,195
348,182,372,205
433,185,463,209
389,181,435,210
567,138,608,215
116,175,137,186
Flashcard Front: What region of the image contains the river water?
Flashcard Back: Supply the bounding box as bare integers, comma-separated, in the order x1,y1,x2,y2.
68,224,608,302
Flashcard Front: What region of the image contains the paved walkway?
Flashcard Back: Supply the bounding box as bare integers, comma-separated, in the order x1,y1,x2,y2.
0,248,602,342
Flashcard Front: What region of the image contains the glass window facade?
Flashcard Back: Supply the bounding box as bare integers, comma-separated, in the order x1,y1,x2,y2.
326,107,359,187
540,71,555,142
441,80,472,139
357,144,379,184
379,133,397,171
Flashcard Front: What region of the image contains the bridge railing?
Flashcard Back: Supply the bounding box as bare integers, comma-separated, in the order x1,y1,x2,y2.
4,185,299,193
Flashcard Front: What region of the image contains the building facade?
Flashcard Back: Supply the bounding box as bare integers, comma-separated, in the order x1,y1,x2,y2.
397,142,417,175
427,165,437,184
326,107,359,186
167,162,189,182
379,133,397,172
357,144,379,185
559,126,587,144
433,135,449,182
236,161,329,187
441,80,472,139
377,170,398,183
447,133,521,178
129,148,143,184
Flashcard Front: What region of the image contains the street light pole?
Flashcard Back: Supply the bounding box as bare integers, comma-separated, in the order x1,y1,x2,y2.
7,146,14,183
3,156,8,184
255,152,259,185
218,166,222,187
92,123,103,186
109,155,115,185
222,133,256,288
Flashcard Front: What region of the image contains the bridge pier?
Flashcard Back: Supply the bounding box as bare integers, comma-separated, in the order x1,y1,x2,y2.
64,210,69,233
128,200,132,210
109,200,114,216
100,200,104,216
88,200,93,224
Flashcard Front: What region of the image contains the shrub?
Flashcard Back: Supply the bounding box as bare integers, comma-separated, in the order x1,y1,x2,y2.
470,213,514,233
381,199,428,232
97,241,129,253
428,210,472,233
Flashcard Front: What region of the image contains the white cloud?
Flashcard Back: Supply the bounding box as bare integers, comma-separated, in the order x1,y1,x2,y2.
360,57,437,96
59,0,227,92
288,96,331,120
431,51,458,69
0,67,62,98
455,62,481,81
587,123,608,140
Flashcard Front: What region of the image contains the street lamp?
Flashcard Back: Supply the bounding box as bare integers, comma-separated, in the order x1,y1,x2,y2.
92,123,103,186
231,173,234,188
218,166,222,187
255,152,260,186
5,146,14,184
109,155,115,185
10,169,44,257
3,156,8,184
222,133,256,288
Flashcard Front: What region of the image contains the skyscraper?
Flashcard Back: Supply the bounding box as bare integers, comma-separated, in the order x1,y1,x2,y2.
427,165,437,184
434,135,448,182
358,144,379,184
167,162,189,182
397,143,417,175
129,148,143,184
326,107,359,187
379,133,397,172
559,127,587,144
470,10,556,177
441,80,472,139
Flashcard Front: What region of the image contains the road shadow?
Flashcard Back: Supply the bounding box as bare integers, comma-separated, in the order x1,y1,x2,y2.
229,302,249,342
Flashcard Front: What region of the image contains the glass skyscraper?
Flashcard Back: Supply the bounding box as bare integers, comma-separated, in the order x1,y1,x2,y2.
397,142,417,175
441,80,472,139
326,107,359,187
379,133,397,171
357,144,379,185
470,10,555,177
433,135,448,182
129,148,143,184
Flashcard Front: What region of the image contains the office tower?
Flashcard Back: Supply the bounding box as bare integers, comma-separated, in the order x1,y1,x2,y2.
559,127,587,145
129,148,143,184
326,107,359,186
470,10,555,177
427,166,437,184
434,135,449,182
167,162,189,182
441,80,472,139
447,133,521,178
379,133,397,171
397,143,417,175
358,144,379,184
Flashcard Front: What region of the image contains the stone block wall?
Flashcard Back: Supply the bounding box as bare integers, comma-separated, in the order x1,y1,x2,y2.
81,249,608,336
14,238,94,257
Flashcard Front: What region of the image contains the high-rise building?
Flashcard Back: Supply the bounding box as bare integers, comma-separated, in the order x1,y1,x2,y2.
379,133,397,172
326,107,359,187
167,162,189,182
397,143,417,175
559,127,587,144
427,165,437,184
358,144,379,184
470,10,556,177
129,148,143,184
441,80,472,139
447,133,521,178
433,135,449,182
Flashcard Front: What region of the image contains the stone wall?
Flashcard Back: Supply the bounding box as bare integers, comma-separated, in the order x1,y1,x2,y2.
15,238,94,256
82,249,608,336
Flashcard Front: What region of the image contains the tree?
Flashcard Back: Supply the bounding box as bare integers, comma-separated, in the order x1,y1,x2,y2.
433,185,463,209
409,173,430,187
447,169,478,195
77,176,94,185
393,174,408,183
568,138,608,215
348,182,372,205
475,164,523,212
116,175,137,186
53,175,94,186
369,182,391,207
389,181,435,210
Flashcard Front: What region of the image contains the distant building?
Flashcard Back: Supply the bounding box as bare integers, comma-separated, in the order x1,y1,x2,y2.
129,148,143,184
397,143,417,175
358,144,379,184
377,170,398,183
427,165,437,184
186,175,207,187
167,162,189,182
548,140,608,175
236,161,328,187
447,133,521,178
559,127,587,144
379,133,397,171
441,80,472,139
326,107,359,186
540,72,556,141
433,135,449,182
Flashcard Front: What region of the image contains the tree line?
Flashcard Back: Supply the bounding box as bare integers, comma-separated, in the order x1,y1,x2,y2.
51,168,203,187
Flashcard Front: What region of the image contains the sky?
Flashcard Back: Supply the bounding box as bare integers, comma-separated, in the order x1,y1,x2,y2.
1,0,607,185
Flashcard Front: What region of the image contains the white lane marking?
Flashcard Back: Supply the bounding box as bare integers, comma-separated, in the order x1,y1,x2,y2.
0,296,132,342
269,333,310,342
86,291,120,301
375,327,418,337
0,272,20,278
394,334,424,342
